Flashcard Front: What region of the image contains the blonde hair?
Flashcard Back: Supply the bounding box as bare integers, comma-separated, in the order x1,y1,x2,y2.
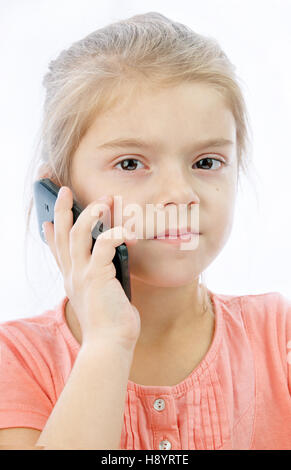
23,11,256,309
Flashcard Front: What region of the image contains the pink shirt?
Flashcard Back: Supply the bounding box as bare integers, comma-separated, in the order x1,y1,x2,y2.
0,289,290,450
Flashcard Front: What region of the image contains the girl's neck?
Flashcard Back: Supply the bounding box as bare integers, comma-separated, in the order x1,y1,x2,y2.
64,283,214,349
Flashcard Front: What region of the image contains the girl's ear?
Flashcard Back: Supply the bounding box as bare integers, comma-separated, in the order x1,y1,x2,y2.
35,163,58,186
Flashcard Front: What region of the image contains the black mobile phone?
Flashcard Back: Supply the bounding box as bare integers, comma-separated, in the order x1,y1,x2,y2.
33,178,131,301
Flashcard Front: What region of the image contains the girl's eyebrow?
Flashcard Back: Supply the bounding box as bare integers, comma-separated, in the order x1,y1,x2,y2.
97,137,234,152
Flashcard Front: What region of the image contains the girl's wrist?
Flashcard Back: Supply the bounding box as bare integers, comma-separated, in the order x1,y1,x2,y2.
79,336,136,359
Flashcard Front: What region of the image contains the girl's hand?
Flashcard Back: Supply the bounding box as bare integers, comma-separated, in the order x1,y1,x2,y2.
42,186,141,351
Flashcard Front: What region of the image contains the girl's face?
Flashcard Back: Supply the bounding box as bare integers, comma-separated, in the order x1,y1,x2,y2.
71,82,238,287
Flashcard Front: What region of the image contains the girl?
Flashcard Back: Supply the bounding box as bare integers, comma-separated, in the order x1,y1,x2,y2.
0,12,290,450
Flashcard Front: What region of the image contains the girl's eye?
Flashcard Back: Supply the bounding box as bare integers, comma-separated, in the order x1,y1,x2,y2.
114,158,144,171
193,157,224,171
114,156,225,172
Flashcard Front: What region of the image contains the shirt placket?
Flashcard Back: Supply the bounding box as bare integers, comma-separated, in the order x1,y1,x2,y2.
144,394,181,450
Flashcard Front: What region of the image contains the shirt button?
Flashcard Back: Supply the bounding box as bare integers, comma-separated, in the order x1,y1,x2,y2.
153,398,165,411
159,439,172,450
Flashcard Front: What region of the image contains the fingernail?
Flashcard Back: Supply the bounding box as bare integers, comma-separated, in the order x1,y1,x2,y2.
98,195,109,201
58,187,67,198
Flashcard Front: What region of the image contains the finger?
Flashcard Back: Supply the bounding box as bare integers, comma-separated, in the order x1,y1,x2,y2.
53,186,73,279
69,196,113,271
90,226,136,268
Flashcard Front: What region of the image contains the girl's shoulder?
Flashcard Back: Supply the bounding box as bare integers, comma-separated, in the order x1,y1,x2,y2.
210,289,291,347
0,296,70,428
212,289,291,392
0,296,72,371
0,296,66,342
233,290,291,322
212,289,291,320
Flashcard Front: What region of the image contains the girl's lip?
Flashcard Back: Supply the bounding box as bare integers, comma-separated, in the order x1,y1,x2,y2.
152,226,200,240
151,233,200,244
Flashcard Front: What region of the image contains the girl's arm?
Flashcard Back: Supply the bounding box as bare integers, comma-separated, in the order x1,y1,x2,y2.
36,341,134,450
34,189,140,449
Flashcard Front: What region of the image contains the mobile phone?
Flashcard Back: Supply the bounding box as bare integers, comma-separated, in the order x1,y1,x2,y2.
33,178,131,301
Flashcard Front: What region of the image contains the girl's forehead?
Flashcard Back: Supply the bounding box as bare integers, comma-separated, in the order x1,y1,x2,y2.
92,82,233,133
112,81,227,108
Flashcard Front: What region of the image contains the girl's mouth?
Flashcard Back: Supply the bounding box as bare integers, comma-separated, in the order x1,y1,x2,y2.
151,233,200,244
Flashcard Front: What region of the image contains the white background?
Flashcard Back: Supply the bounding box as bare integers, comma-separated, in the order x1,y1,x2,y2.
0,0,290,321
